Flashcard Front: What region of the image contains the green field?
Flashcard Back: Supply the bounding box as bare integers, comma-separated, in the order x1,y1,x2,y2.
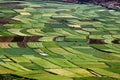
0,0,120,80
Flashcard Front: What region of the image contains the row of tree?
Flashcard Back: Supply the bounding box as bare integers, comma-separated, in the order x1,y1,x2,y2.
62,0,120,3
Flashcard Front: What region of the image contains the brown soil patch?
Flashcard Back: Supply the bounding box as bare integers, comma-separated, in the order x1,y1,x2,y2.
0,37,13,42
23,36,40,42
112,39,120,44
17,42,27,48
0,18,19,24
0,19,10,24
0,36,40,42
88,39,106,44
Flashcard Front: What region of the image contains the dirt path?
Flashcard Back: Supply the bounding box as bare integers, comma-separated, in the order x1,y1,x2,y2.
87,68,102,77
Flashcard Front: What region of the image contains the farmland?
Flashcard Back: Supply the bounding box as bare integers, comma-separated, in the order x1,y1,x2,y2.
0,0,120,80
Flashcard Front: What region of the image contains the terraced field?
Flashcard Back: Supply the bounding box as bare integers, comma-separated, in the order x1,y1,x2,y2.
0,0,120,80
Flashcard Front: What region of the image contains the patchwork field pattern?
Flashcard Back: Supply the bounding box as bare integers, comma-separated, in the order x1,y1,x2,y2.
0,0,120,80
